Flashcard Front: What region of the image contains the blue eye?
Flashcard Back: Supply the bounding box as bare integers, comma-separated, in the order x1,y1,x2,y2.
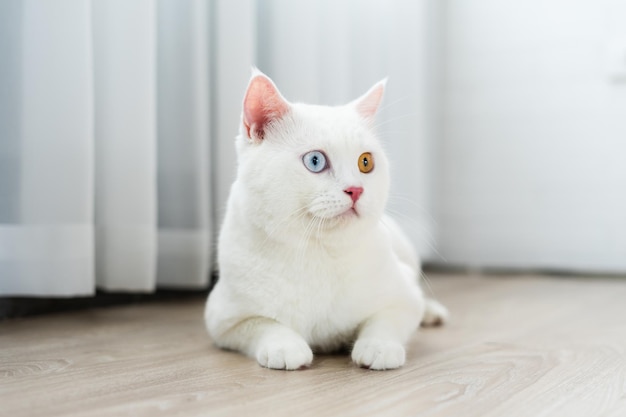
302,150,328,173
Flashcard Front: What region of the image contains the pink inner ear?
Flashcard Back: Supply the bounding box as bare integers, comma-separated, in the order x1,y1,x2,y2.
354,80,386,121
243,75,289,140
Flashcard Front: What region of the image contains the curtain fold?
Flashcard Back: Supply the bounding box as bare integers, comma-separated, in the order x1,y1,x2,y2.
0,0,95,296
156,0,211,288
92,0,157,291
1,0,437,296
0,0,253,296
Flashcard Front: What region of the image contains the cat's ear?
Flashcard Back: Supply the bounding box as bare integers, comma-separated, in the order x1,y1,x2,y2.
242,70,290,142
351,78,387,122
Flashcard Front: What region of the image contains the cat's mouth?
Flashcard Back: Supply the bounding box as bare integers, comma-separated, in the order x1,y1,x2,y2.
334,206,359,221
307,196,362,225
346,207,359,217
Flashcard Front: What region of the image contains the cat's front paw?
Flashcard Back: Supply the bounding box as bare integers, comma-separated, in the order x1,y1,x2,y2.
351,338,406,370
256,337,313,370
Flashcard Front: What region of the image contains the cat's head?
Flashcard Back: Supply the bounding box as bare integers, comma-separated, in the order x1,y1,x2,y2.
234,69,389,239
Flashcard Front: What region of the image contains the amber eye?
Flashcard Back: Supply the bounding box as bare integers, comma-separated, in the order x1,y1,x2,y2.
358,152,374,173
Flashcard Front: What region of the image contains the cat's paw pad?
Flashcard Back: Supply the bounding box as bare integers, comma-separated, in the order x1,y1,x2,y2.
256,338,313,370
351,339,406,370
421,298,449,327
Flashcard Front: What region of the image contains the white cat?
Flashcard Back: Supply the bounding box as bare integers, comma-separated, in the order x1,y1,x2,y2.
205,70,448,371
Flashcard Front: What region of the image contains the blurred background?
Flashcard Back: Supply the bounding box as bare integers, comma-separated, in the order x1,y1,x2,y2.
1,0,625,299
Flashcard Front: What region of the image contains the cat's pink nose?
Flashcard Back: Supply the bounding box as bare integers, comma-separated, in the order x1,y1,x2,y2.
344,186,364,204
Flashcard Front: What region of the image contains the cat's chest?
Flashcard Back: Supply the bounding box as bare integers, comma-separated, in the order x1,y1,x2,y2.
262,242,371,287
221,217,398,343
257,244,384,325
268,260,366,349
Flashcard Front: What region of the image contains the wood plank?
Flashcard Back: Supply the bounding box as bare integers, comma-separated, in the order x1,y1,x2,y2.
1,273,625,417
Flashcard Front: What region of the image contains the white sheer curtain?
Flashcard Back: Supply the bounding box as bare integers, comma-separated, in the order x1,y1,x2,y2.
0,0,437,296
1,0,96,296
0,0,256,296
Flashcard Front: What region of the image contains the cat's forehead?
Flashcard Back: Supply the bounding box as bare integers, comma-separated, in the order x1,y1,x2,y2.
289,103,375,148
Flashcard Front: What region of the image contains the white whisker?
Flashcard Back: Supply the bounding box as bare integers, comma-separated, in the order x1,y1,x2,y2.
386,193,439,226
375,96,410,114
385,207,448,263
372,113,415,131
294,214,317,269
419,270,438,299
257,205,310,251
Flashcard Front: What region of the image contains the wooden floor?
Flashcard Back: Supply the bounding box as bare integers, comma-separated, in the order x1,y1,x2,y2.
2,273,626,417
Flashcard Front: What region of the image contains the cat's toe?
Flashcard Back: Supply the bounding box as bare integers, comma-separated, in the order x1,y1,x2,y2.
256,338,313,370
421,298,449,327
351,339,405,370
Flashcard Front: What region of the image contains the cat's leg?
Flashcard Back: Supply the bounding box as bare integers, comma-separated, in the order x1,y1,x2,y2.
351,306,421,370
421,298,449,327
214,316,313,370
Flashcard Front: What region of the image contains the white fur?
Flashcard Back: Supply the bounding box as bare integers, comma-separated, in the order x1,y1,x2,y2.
205,72,447,370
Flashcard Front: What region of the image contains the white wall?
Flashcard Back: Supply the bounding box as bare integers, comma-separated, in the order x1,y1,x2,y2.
436,0,626,272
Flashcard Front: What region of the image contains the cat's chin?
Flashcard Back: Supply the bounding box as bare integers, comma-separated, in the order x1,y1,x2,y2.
340,208,359,220
318,208,361,229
